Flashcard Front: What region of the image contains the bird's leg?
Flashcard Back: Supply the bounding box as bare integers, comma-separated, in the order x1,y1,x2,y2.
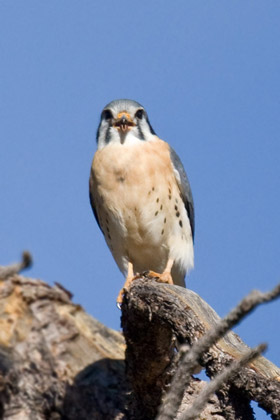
116,259,175,307
147,258,174,284
116,261,134,307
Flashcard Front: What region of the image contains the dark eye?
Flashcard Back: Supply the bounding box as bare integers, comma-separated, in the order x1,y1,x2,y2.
102,109,113,120
135,109,144,119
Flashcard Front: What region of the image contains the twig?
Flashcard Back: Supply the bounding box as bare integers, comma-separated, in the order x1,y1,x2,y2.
178,343,267,420
0,251,33,279
156,283,280,420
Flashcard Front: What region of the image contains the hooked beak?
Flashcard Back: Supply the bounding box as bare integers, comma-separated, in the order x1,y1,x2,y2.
113,112,135,132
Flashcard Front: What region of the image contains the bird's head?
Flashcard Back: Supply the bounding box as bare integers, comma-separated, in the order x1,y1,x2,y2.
96,99,156,149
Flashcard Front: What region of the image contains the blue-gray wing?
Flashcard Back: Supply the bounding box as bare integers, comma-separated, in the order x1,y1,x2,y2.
169,147,195,240
89,170,102,232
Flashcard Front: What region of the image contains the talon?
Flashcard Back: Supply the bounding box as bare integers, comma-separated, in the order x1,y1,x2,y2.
146,270,160,279
147,270,173,285
116,287,125,307
142,270,150,276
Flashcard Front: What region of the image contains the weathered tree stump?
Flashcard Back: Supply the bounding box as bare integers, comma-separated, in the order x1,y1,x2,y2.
0,267,279,419
0,274,127,419
121,277,280,420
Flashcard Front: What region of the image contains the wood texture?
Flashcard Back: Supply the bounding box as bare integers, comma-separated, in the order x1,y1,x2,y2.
0,274,127,419
121,277,280,420
0,269,279,419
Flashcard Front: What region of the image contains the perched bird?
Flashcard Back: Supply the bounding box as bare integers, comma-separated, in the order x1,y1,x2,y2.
89,99,194,305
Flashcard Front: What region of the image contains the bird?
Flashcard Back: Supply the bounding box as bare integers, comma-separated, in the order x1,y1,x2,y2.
89,99,194,305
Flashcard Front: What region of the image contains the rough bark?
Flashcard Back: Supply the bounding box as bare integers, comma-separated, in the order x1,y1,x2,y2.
121,277,280,420
0,269,279,419
0,274,127,419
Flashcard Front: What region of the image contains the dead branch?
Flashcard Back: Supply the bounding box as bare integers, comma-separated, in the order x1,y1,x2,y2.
121,276,280,420
0,251,32,279
0,259,279,419
157,282,280,420
0,273,127,419
178,343,266,420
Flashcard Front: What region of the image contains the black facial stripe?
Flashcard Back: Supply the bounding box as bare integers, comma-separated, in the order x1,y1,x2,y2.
146,117,156,135
137,124,145,140
105,124,111,144
96,122,101,142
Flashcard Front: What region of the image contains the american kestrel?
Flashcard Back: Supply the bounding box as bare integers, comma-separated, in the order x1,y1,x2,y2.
89,99,194,305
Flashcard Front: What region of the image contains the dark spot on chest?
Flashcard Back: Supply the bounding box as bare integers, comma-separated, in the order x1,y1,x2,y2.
114,169,126,183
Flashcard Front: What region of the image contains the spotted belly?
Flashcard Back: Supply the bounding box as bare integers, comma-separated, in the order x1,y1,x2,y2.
90,139,194,286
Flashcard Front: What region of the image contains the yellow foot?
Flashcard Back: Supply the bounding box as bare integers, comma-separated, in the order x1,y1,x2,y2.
116,275,140,309
116,288,126,309
146,270,174,285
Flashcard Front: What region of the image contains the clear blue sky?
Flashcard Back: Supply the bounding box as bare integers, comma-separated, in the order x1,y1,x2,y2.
1,2,279,418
